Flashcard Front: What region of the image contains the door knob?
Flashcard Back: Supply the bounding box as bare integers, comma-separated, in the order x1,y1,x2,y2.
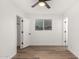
29,33,31,35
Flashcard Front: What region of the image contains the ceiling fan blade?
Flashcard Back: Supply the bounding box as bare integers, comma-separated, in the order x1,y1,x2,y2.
45,0,51,1
44,2,51,9
32,2,39,8
39,0,51,1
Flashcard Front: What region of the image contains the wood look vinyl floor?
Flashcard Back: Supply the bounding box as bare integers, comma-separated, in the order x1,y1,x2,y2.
12,46,78,59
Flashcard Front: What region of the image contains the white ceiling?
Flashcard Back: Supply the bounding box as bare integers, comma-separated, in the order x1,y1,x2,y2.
10,0,78,15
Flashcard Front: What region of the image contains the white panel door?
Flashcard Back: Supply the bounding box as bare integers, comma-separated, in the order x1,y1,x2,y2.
20,18,30,49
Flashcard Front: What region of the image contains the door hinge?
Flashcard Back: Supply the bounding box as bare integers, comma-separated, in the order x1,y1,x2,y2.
64,30,66,33
21,31,24,34
17,23,20,25
21,42,23,45
21,20,23,22
64,40,66,43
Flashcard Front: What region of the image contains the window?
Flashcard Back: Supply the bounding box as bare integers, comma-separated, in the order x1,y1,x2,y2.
35,19,52,30
44,20,52,30
35,20,43,30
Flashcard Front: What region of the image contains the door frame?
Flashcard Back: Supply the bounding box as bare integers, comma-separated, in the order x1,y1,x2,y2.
62,17,68,47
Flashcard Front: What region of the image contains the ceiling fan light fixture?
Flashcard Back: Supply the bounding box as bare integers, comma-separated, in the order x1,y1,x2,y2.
39,2,45,6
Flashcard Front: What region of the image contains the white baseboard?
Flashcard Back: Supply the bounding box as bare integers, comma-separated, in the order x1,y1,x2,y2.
30,45,64,47
0,50,17,59
0,57,10,59
68,48,79,59
10,51,17,59
0,53,16,59
30,44,64,46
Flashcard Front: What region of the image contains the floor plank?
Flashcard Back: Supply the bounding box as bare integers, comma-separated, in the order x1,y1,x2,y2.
12,46,78,59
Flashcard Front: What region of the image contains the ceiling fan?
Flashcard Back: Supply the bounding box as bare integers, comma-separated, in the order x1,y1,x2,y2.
32,0,51,9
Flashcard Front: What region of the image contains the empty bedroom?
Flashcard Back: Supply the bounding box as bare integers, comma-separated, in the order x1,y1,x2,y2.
0,0,79,59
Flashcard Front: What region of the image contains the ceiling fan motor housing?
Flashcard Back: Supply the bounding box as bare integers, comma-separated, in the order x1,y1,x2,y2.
32,0,51,9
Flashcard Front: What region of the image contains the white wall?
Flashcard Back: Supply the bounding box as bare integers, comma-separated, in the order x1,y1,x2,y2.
0,0,17,59
65,1,79,58
28,15,64,46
